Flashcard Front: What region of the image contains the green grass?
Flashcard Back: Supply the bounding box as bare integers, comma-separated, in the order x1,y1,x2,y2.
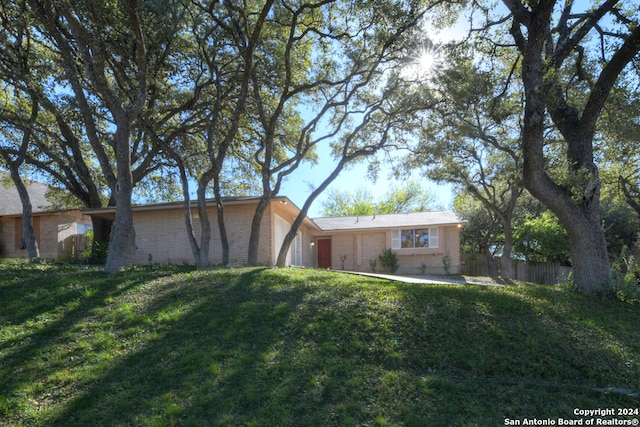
1,259,638,426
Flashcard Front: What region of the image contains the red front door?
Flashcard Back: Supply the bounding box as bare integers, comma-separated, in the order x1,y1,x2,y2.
317,238,332,269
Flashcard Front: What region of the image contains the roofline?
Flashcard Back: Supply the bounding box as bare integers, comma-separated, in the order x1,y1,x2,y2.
82,195,295,215
0,208,87,218
309,211,468,232
312,221,468,232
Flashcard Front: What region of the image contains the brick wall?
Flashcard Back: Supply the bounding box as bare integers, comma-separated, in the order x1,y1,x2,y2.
358,232,386,271
0,211,90,261
332,234,355,271
132,202,274,266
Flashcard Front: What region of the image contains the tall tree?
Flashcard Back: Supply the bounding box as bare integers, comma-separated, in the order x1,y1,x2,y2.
23,0,186,271
194,0,273,267
406,45,524,278
142,0,276,269
248,0,440,266
0,0,113,255
487,1,640,293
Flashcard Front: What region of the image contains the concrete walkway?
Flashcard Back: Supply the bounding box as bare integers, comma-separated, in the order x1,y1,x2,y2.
345,271,505,286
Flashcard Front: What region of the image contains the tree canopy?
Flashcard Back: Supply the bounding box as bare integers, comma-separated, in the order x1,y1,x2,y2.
320,181,437,217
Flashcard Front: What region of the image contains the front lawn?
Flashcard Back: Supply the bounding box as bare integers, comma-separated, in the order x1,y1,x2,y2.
0,260,638,426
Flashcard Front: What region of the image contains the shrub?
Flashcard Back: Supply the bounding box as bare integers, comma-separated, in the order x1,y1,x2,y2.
339,254,347,270
608,271,640,304
442,252,451,275
82,230,109,264
608,246,640,303
420,262,427,274
378,248,399,274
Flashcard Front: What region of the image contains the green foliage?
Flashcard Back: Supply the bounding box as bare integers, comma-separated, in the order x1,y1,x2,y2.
453,193,501,254
321,187,376,216
608,272,640,304
601,199,640,261
513,211,571,264
81,229,108,264
1,262,639,426
321,180,436,217
378,248,399,273
608,246,640,304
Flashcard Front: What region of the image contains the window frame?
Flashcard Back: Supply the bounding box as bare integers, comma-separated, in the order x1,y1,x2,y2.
391,227,438,249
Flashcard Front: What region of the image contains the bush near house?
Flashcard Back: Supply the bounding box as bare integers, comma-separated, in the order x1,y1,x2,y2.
378,248,399,273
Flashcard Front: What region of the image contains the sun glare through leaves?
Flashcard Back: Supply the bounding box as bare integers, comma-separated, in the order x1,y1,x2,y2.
400,43,441,82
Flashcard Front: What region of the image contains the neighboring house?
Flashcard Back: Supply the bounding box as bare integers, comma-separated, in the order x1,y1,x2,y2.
0,171,92,260
0,171,53,216
84,196,467,274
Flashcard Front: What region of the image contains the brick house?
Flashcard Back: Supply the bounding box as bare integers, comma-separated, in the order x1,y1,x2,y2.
313,210,466,274
0,210,92,261
84,196,466,274
0,172,92,260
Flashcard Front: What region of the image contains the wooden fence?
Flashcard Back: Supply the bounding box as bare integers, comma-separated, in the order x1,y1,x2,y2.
460,253,572,285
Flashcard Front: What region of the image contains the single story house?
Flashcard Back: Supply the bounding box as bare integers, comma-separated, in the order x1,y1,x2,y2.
0,172,93,260
83,196,467,275
312,210,465,274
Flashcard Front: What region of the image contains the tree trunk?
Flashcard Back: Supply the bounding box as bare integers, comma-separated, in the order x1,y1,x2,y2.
195,180,211,268
481,246,496,278
105,177,136,272
247,196,270,266
105,124,137,272
213,175,229,266
566,220,610,294
9,167,39,261
276,160,348,267
516,7,610,294
500,224,514,280
175,162,206,268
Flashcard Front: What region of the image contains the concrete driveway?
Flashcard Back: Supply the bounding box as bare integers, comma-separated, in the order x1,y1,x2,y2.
345,271,505,286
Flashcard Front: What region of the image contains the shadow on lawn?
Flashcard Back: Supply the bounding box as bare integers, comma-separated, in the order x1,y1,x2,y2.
0,264,191,422
46,267,317,426
2,266,638,426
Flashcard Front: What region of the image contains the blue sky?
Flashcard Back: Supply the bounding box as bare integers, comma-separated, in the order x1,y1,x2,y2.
279,144,455,218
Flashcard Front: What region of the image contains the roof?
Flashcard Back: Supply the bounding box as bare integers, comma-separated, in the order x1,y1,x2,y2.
0,171,55,215
82,195,293,216
311,211,466,231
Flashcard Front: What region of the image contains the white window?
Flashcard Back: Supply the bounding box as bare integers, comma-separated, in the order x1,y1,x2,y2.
392,227,438,249
392,230,401,249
